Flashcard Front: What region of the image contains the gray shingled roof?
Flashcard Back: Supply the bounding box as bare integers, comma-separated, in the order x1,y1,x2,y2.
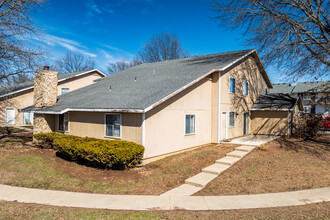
0,69,103,97
269,83,294,94
292,81,330,93
25,49,269,114
251,94,299,110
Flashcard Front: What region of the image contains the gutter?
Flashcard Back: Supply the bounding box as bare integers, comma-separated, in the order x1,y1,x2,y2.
28,108,144,114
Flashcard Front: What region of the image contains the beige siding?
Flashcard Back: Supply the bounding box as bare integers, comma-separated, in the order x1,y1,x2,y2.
145,77,213,158
56,112,143,144
0,71,103,126
251,110,288,135
220,57,269,139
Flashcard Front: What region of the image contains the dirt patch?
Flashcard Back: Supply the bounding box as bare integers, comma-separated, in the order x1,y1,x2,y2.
0,201,329,219
0,139,237,195
196,135,330,196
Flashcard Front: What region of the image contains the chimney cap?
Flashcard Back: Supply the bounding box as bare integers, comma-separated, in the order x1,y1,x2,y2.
43,66,50,70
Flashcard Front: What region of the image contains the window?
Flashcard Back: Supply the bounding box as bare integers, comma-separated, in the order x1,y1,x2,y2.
58,113,69,132
264,88,268,94
229,78,236,94
105,114,121,138
229,112,235,127
185,114,195,135
23,112,34,125
243,81,249,96
5,108,15,125
61,88,69,95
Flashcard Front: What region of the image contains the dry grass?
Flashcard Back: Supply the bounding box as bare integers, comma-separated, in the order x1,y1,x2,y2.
0,201,329,220
0,137,236,195
196,135,330,196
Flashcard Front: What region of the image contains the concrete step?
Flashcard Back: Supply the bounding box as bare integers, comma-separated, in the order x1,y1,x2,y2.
160,184,201,196
185,172,218,188
215,156,241,166
235,145,256,152
226,150,249,158
202,163,230,175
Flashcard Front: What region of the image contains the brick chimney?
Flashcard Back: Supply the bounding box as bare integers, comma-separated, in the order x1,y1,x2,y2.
33,66,58,134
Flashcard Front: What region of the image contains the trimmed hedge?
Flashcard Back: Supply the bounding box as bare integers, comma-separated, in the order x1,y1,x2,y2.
34,132,144,169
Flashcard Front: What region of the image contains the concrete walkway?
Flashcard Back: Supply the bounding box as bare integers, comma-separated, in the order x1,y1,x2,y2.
161,145,256,196
225,135,278,146
0,184,329,210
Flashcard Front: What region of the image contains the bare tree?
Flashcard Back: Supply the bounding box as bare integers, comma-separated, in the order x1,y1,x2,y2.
54,52,96,74
106,59,142,74
0,0,44,85
138,32,189,63
211,0,330,80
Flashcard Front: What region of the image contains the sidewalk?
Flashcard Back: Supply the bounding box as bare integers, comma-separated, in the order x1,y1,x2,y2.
0,184,329,210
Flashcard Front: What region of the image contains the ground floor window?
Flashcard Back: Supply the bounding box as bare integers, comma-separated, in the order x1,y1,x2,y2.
229,112,236,127
23,112,34,125
5,108,15,125
185,114,195,134
58,113,69,132
105,114,121,138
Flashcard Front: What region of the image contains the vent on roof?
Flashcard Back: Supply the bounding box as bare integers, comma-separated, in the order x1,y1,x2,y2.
153,69,155,75
134,77,137,82
109,85,112,91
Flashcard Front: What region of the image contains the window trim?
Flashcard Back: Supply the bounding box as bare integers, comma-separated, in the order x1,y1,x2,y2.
58,112,70,132
229,111,236,128
229,77,236,94
61,88,70,95
243,81,249,96
5,107,15,125
184,114,196,135
104,113,122,139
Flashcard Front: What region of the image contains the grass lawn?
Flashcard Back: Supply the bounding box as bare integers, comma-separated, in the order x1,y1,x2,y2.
196,135,330,196
0,201,329,220
0,134,236,195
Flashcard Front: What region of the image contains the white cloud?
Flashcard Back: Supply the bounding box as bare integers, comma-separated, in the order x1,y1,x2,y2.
86,0,102,15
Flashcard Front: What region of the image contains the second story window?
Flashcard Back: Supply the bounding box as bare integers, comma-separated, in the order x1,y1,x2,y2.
61,88,69,95
229,78,236,94
243,82,249,96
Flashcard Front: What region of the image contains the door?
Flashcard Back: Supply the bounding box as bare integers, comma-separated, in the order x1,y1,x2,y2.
6,108,15,125
221,112,227,140
243,112,249,135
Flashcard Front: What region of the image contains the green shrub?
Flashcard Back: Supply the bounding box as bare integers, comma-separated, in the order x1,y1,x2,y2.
34,132,144,169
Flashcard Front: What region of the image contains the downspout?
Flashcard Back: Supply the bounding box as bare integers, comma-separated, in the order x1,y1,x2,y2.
287,110,291,136
142,113,145,146
218,71,222,143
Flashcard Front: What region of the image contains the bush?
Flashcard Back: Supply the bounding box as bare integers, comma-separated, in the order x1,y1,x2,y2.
34,132,144,169
292,113,325,139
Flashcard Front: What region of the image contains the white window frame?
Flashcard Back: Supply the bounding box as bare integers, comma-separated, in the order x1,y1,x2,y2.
58,113,69,132
104,113,122,139
61,88,70,95
185,114,195,135
23,112,34,125
5,107,15,125
229,111,236,128
243,81,249,96
229,77,236,94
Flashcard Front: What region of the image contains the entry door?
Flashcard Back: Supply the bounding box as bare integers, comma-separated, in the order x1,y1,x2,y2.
243,112,249,135
6,108,15,125
221,112,227,140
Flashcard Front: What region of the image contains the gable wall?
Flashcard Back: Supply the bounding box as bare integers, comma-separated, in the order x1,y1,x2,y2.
220,57,269,139
0,71,103,126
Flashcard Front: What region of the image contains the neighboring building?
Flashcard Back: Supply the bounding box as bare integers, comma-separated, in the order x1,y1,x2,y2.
0,69,106,126
291,81,329,115
25,49,301,158
269,83,294,94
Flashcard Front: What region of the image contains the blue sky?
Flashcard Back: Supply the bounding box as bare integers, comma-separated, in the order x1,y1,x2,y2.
29,0,328,83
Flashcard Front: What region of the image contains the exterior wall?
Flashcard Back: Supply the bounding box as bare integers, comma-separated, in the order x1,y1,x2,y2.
55,112,143,144
0,71,103,126
144,77,214,158
251,110,288,135
220,57,269,139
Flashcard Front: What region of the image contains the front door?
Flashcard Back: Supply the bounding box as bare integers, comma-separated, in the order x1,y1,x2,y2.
6,108,15,125
221,112,227,140
243,112,249,135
